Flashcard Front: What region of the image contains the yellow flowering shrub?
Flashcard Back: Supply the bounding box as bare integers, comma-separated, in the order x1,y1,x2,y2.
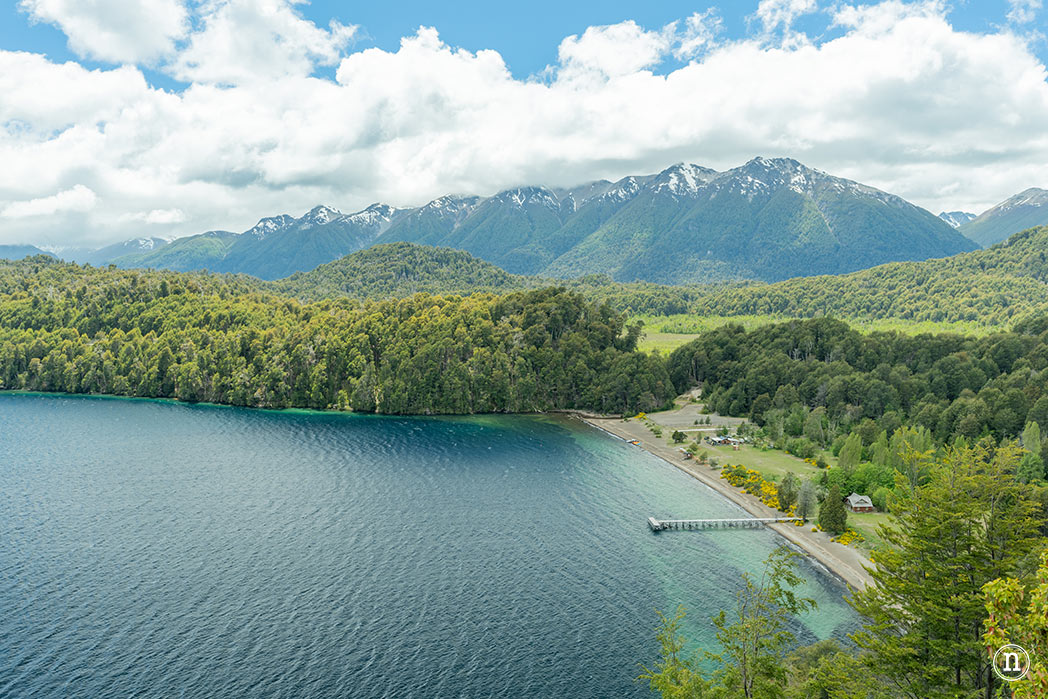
720,464,783,510
831,528,865,547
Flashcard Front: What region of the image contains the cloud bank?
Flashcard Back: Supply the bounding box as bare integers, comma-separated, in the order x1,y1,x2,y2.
2,0,1047,247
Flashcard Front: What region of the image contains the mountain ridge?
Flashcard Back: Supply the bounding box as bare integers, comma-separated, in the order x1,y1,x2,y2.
938,211,976,228
959,187,1048,247
47,157,977,283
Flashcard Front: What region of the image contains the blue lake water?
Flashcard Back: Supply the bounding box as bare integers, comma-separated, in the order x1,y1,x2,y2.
0,394,859,697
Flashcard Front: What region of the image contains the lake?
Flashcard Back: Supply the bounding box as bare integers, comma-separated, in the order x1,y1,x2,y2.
0,394,859,697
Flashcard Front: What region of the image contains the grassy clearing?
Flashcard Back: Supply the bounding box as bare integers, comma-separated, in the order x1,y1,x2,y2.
637,331,703,356
846,510,896,553
632,313,1000,349
699,443,836,483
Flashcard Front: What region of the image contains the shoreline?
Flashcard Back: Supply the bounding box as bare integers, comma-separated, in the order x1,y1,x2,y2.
576,414,874,592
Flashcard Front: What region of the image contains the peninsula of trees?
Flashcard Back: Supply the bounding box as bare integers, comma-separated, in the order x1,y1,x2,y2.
0,257,671,415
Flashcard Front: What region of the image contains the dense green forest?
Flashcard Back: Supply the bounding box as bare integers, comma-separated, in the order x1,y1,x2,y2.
680,226,1048,325
271,242,542,301
587,224,1048,325
666,314,1048,512
0,257,672,414
667,316,1048,442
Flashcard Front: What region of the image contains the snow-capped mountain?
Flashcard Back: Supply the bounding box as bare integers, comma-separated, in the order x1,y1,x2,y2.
101,204,407,279
245,215,295,239
378,157,975,283
938,211,976,228
651,163,718,197
68,237,173,266
93,157,978,283
959,188,1048,247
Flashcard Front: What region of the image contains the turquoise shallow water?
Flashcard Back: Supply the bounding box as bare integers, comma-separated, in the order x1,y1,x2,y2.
0,394,859,697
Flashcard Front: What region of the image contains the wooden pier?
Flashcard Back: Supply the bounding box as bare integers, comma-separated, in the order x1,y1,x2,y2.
648,516,804,532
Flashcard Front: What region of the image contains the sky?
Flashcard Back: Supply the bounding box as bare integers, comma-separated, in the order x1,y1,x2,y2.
1,0,1047,249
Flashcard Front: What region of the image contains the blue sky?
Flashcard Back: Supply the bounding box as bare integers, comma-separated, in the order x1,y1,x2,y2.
1,1,1047,246
4,1,1041,84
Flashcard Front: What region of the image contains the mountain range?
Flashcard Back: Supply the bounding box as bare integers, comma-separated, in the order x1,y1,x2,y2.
49,157,976,284
108,204,403,279
10,158,1046,281
378,157,978,283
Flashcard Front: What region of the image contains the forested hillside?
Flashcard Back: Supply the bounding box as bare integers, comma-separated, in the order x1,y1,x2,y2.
114,230,238,272
668,316,1048,447
266,227,1048,328
271,243,539,300
674,225,1048,326
0,257,672,415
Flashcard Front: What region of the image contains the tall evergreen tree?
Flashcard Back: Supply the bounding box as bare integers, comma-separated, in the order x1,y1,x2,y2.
818,484,848,535
851,442,1044,698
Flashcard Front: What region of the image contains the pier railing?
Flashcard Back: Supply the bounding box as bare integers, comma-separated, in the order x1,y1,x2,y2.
647,516,804,531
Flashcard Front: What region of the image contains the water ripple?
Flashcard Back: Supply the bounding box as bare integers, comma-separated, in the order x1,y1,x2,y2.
0,395,859,698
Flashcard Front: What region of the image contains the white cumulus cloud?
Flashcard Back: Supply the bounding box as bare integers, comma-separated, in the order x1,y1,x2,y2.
19,0,189,64
2,185,97,219
675,11,724,60
119,209,187,225
1,2,1047,248
556,20,676,81
169,0,356,84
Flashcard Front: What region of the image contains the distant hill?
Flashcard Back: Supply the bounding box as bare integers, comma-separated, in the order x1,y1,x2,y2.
114,230,237,272
938,211,976,228
73,237,170,266
285,226,1048,329
108,205,404,279
959,188,1048,247
377,157,976,283
0,245,54,261
270,242,538,300
685,225,1048,326
84,157,975,283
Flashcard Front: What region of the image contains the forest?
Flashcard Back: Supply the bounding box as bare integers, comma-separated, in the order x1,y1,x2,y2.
267,227,1048,328
0,257,672,415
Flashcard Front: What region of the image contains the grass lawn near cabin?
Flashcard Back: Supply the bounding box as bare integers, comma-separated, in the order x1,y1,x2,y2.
844,509,896,553
700,443,835,482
